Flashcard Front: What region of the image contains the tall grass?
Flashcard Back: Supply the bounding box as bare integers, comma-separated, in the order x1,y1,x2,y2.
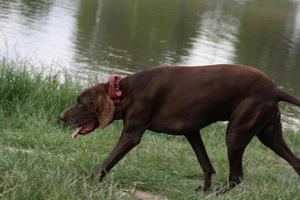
0,59,300,200
0,58,79,129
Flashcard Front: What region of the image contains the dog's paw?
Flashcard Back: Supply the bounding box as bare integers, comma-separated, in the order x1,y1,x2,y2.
90,169,107,182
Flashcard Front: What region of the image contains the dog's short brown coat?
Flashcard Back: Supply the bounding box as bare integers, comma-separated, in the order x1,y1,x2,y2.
60,64,300,194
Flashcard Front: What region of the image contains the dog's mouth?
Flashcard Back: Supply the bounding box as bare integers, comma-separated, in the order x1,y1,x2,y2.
72,120,98,139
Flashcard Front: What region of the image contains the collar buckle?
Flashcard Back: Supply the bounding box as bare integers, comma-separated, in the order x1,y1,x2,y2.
108,75,122,99
108,75,123,118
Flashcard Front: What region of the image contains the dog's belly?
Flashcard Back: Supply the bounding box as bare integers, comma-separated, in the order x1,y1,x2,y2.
148,117,222,135
148,120,186,135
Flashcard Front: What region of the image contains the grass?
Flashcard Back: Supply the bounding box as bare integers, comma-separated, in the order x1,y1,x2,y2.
0,59,300,199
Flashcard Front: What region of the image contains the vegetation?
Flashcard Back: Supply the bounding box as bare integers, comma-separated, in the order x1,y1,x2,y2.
0,60,300,200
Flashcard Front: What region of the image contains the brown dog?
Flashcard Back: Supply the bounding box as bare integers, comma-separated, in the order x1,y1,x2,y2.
60,64,300,194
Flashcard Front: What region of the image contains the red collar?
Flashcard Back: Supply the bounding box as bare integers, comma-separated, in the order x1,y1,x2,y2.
108,75,123,118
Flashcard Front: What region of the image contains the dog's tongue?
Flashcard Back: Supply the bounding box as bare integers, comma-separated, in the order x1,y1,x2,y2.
72,126,83,139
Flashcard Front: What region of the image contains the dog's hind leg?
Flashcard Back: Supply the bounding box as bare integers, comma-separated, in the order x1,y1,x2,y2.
217,99,275,195
257,107,300,176
216,124,255,195
185,131,216,192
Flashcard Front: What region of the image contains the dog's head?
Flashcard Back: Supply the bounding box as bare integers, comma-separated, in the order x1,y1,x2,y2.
59,83,115,138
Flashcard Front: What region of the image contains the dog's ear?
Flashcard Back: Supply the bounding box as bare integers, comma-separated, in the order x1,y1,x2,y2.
97,94,115,129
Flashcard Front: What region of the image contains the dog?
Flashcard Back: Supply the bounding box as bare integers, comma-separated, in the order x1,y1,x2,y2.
60,64,300,194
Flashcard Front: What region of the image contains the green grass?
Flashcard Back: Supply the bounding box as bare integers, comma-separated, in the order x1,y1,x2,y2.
1,59,300,199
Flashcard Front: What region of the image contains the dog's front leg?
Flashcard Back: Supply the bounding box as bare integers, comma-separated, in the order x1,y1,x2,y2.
92,125,145,181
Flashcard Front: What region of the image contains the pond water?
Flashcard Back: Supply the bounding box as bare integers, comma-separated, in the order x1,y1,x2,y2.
0,0,300,129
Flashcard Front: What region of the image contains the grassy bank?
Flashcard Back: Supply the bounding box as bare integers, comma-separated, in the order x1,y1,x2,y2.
0,60,300,200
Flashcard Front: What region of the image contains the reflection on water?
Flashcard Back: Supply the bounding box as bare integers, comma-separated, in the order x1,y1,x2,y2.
0,0,300,129
74,0,206,73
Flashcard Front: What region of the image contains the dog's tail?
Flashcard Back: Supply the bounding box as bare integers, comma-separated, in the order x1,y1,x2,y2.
277,89,300,106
